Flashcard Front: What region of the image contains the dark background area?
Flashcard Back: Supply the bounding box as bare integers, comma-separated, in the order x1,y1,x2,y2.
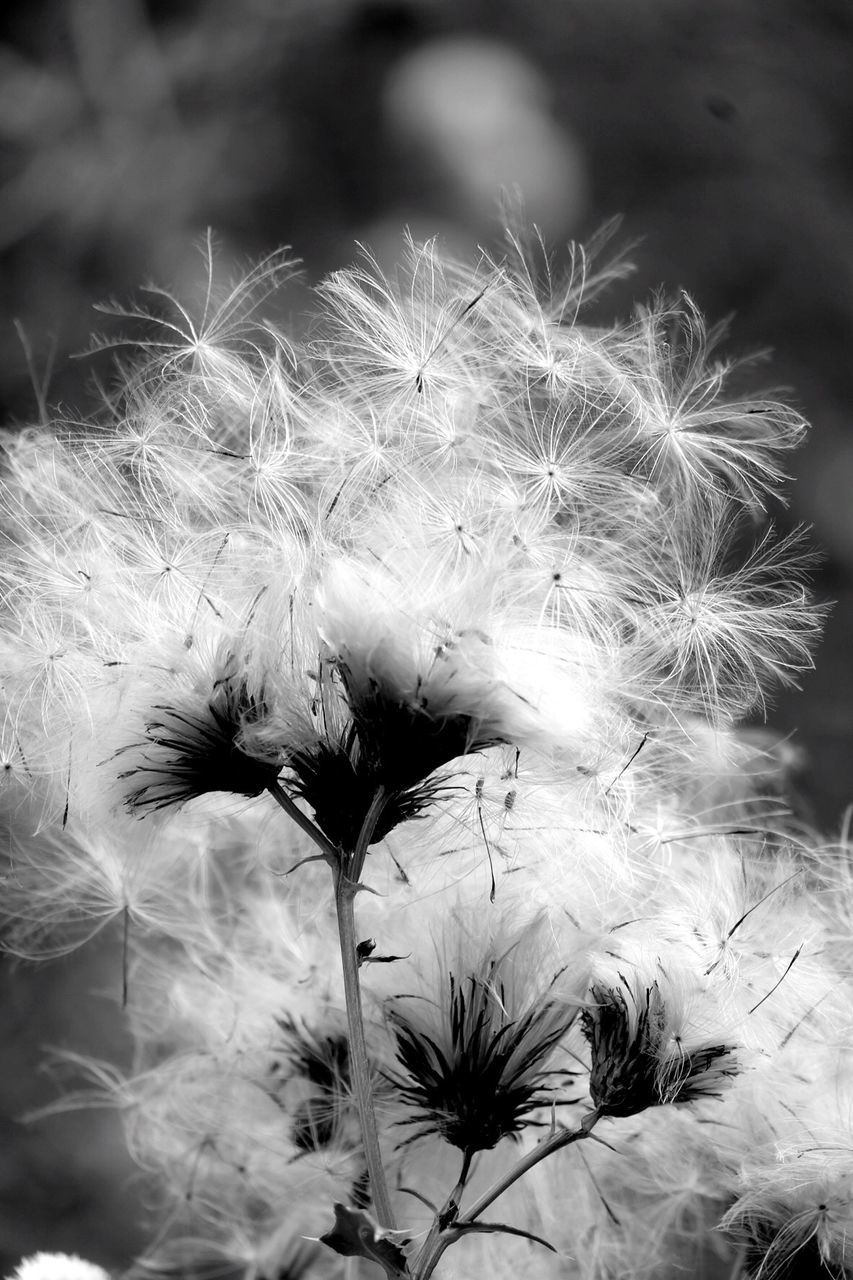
1,0,852,1272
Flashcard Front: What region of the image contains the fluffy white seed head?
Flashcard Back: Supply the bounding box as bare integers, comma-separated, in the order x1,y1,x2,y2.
0,227,834,1277
6,1258,109,1280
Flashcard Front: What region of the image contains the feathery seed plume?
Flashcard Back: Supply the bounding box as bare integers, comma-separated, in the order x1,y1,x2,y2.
0,225,837,1280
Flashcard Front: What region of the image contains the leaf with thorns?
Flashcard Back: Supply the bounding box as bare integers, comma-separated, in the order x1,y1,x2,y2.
319,1204,410,1279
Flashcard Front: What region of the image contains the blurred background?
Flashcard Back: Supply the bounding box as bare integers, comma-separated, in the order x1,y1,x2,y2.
1,0,852,1272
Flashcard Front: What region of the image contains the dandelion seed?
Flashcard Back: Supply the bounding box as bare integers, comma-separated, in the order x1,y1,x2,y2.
317,236,493,414
627,510,822,720
618,296,806,507
722,1143,853,1280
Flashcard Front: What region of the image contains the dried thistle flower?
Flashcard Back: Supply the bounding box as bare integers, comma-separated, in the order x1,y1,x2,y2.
735,1213,844,1280
580,978,738,1118
274,1017,362,1157
386,928,584,1156
271,560,526,852
116,657,281,812
274,657,467,853
721,1136,853,1280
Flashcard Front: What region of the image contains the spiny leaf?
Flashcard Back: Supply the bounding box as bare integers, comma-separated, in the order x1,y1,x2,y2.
319,1203,410,1278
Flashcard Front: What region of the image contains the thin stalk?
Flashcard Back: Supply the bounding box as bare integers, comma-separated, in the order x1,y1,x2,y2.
266,779,338,864
267,781,396,1231
350,783,389,880
335,871,397,1231
412,1118,598,1280
412,1235,451,1280
412,1149,473,1280
464,1114,598,1222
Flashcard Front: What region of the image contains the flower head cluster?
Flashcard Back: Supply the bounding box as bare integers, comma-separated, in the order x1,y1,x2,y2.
0,228,841,1280
272,562,529,852
275,648,509,854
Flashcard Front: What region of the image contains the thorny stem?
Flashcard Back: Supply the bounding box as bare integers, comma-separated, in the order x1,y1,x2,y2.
267,780,397,1232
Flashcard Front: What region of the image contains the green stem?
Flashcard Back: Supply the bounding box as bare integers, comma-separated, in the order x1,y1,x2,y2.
335,870,397,1231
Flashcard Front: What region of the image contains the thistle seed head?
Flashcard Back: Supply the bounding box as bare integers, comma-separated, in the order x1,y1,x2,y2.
581,979,738,1118
386,928,585,1155
117,661,281,812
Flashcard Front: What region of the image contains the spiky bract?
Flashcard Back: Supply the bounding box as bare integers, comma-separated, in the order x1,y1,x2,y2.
387,952,580,1154
581,979,738,1118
